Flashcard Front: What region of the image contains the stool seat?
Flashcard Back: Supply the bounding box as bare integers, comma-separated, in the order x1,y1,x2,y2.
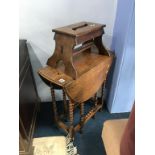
52,21,105,38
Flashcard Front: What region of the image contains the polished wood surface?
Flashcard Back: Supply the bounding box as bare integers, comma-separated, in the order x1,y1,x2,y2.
38,66,73,87
64,54,113,103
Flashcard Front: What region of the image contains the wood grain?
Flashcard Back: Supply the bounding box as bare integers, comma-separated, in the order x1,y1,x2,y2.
64,56,113,103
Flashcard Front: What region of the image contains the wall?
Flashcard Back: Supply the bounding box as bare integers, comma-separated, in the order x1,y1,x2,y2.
19,0,118,101
107,0,135,113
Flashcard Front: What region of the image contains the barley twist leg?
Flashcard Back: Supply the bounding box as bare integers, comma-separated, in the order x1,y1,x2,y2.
69,100,74,138
50,84,58,122
79,102,84,134
62,89,68,120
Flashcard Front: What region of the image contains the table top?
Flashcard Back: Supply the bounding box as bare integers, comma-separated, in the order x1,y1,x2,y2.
38,49,113,102
38,50,113,87
56,50,112,77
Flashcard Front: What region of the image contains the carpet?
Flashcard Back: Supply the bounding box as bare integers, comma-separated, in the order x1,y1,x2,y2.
34,101,129,155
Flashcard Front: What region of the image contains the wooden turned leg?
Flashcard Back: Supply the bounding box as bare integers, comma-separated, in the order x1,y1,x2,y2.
92,93,98,118
69,100,74,138
50,84,58,122
100,82,106,111
80,102,84,134
62,89,68,120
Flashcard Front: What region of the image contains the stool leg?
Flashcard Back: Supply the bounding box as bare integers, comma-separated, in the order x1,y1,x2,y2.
94,36,110,56
63,45,77,79
69,100,74,139
50,84,58,122
80,102,84,134
62,89,68,120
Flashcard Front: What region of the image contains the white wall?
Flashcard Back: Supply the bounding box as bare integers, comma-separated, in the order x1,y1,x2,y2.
19,0,117,102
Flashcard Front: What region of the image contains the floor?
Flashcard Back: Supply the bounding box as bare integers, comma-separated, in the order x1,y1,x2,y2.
34,101,129,155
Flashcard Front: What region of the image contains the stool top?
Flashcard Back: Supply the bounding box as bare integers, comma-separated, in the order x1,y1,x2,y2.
52,21,105,37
